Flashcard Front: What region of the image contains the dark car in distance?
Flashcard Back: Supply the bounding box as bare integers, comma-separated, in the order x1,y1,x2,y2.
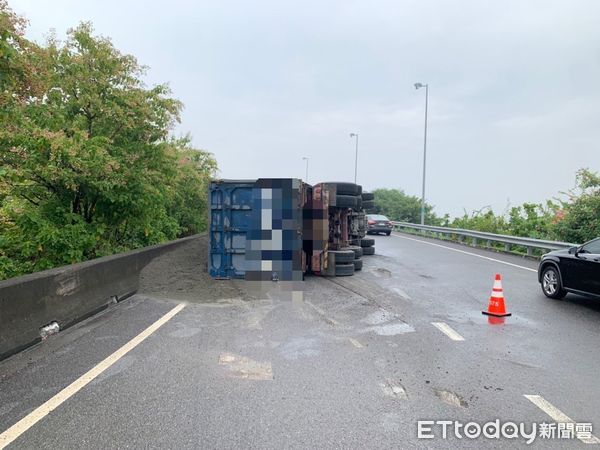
366,214,393,236
538,237,600,299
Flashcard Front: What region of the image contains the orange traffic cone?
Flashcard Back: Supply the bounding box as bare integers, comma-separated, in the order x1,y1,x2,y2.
482,274,511,317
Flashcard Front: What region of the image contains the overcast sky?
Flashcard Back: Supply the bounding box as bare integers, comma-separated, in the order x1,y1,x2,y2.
11,0,600,217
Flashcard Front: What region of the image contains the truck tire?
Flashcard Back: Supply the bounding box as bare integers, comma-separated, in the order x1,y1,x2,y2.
353,258,363,271
362,200,375,209
360,237,375,248
325,182,362,196
335,194,359,209
361,192,374,201
362,246,375,256
348,245,363,259
328,249,355,264
335,263,355,276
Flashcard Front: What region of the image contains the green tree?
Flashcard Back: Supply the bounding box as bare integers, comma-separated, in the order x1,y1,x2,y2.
506,202,557,239
552,168,600,243
0,0,35,95
450,207,507,233
0,10,216,280
371,188,436,223
370,168,599,245
166,135,217,235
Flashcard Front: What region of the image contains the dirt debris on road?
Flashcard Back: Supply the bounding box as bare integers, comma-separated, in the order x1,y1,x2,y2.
139,234,249,303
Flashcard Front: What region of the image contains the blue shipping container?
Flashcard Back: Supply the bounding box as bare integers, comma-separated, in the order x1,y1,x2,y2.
209,180,255,278
209,179,308,280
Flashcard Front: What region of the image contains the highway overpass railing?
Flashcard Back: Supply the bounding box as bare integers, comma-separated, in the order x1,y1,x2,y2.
391,222,577,256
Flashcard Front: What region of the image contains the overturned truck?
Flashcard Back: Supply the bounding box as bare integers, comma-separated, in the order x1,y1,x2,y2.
208,178,375,280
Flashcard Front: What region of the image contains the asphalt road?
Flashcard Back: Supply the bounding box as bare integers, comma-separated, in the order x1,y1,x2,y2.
2,232,600,449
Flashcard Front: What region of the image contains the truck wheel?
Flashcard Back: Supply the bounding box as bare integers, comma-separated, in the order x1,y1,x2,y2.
325,182,362,196
362,246,375,256
348,245,363,258
362,200,374,209
360,237,375,247
328,249,355,264
361,192,374,201
335,194,359,209
353,258,363,271
335,263,355,276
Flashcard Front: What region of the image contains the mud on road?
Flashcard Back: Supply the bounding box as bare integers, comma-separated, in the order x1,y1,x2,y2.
139,234,248,303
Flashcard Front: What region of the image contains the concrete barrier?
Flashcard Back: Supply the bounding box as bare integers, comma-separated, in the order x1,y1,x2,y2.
0,234,201,361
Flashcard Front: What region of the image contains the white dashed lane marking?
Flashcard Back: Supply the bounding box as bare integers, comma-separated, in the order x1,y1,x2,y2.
392,287,411,300
431,322,465,341
305,300,339,326
524,395,600,444
348,338,364,348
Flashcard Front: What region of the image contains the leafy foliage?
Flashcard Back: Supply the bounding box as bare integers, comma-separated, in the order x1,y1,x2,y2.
371,188,436,223
372,168,599,246
552,168,600,243
448,169,599,244
449,202,558,238
0,5,216,280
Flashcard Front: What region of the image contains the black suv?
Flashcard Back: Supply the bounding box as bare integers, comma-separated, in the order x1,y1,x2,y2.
538,237,600,299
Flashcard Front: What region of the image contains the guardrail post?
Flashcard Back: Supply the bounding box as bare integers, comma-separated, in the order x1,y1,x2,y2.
526,247,533,257
486,239,491,248
472,237,478,247
504,243,510,252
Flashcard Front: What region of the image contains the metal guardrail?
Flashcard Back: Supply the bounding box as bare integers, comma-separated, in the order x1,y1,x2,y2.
391,222,578,256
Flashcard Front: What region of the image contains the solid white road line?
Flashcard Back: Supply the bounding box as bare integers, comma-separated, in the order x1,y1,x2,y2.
391,233,537,272
348,338,364,348
431,322,465,341
0,303,186,450
524,394,600,444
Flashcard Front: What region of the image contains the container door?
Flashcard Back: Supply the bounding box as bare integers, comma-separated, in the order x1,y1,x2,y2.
209,181,254,278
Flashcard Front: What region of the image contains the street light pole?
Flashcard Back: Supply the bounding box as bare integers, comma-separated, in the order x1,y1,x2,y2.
350,133,359,183
414,83,429,225
302,157,309,182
